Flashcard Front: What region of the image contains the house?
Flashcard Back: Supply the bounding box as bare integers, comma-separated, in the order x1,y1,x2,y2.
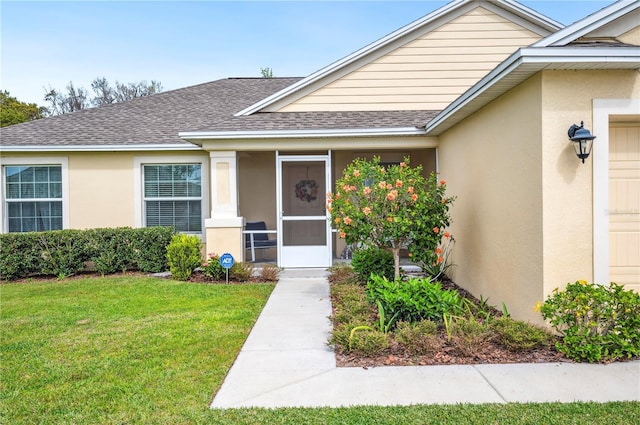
1,0,638,323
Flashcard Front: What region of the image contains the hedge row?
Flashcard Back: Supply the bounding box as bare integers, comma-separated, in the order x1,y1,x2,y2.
0,227,176,281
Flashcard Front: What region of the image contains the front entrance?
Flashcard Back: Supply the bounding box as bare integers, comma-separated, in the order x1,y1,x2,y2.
276,153,332,268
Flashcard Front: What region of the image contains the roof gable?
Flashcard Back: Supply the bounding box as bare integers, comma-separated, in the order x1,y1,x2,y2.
426,0,640,136
236,0,562,116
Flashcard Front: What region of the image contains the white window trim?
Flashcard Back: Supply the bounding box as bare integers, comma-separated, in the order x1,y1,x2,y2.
0,157,70,233
133,156,209,235
592,98,640,284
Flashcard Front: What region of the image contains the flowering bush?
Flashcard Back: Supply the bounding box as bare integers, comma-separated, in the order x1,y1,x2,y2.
202,253,226,281
538,280,640,362
328,157,454,280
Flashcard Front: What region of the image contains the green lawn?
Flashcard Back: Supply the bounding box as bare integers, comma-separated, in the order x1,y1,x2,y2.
1,276,638,424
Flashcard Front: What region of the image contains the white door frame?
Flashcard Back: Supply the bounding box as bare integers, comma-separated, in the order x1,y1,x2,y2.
276,152,332,268
592,98,640,284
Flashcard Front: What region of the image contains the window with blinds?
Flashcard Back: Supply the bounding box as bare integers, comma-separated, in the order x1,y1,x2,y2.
4,165,63,232
143,164,202,232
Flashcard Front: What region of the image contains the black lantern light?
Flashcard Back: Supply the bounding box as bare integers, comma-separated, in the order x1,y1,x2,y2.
568,121,596,164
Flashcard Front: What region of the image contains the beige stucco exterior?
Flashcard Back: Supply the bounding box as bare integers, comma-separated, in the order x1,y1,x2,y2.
0,150,209,231
438,69,640,323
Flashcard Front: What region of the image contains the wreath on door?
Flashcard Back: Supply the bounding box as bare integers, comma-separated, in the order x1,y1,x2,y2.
295,179,318,203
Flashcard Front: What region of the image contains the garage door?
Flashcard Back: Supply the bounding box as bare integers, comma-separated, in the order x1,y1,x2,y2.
609,123,640,292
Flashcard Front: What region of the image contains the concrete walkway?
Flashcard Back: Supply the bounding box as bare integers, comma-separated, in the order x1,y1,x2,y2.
211,268,640,408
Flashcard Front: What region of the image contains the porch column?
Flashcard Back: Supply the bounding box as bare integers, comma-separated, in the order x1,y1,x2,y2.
204,151,244,260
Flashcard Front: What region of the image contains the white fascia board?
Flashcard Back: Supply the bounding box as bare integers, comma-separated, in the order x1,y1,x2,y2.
532,0,639,47
0,144,203,152
180,127,425,141
425,46,640,134
495,0,563,32
234,0,471,117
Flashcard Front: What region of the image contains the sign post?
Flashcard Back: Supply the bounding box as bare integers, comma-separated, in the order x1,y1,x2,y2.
219,253,235,284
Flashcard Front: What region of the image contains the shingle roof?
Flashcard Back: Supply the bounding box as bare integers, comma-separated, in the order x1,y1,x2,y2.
0,77,437,149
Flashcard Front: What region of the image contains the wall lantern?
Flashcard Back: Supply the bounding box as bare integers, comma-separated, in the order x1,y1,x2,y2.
567,121,596,164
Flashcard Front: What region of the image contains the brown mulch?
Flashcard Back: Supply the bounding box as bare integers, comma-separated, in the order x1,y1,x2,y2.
336,337,568,368
331,276,571,368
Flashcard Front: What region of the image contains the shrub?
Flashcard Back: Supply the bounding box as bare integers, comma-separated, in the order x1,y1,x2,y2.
330,323,389,356
166,234,202,281
131,227,175,272
85,228,134,275
230,261,254,282
202,253,226,281
394,320,441,355
367,275,464,323
539,281,640,362
0,232,40,280
491,317,553,352
330,284,375,326
351,247,395,284
449,316,492,357
258,263,281,282
38,230,88,279
327,263,358,285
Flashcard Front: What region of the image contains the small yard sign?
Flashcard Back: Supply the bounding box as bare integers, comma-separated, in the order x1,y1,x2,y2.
219,253,234,284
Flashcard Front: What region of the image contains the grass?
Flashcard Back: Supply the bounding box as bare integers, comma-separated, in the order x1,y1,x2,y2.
1,276,638,424
0,276,274,423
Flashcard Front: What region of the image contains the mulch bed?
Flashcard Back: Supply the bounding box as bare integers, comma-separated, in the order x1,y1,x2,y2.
331,276,571,367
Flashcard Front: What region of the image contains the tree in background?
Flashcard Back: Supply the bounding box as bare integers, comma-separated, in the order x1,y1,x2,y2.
0,91,47,127
328,157,455,280
44,78,163,115
260,67,274,78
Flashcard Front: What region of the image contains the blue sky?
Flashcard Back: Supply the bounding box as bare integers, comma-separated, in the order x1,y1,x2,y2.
1,0,616,106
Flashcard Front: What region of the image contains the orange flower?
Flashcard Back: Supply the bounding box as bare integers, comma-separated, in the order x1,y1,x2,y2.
408,252,412,257
400,161,406,167
363,187,372,195
387,190,397,201
407,186,414,194
395,179,403,188
438,257,444,263
444,231,450,239
387,216,394,223
435,247,442,254
363,207,371,215
339,231,346,238
378,181,387,189
433,227,440,233
386,183,392,190
441,198,446,204
411,194,418,202
344,217,352,225
334,217,341,224
439,179,446,185
353,169,360,177
350,185,357,191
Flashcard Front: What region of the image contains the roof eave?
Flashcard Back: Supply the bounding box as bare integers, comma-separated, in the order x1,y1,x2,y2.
425,46,640,135
532,0,640,47
0,144,203,153
180,127,426,142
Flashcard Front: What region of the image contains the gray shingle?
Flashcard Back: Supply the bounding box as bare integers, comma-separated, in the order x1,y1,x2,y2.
1,77,437,148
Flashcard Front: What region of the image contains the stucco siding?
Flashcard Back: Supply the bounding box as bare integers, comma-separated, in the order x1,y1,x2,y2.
280,7,542,112
438,74,544,324
540,70,640,296
1,151,209,232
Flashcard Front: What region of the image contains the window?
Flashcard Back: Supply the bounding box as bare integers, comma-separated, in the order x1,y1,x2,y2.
4,165,63,232
143,163,202,232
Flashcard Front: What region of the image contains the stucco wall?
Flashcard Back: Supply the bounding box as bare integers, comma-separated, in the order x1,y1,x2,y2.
540,70,640,297
1,150,209,231
438,69,640,323
438,74,544,323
